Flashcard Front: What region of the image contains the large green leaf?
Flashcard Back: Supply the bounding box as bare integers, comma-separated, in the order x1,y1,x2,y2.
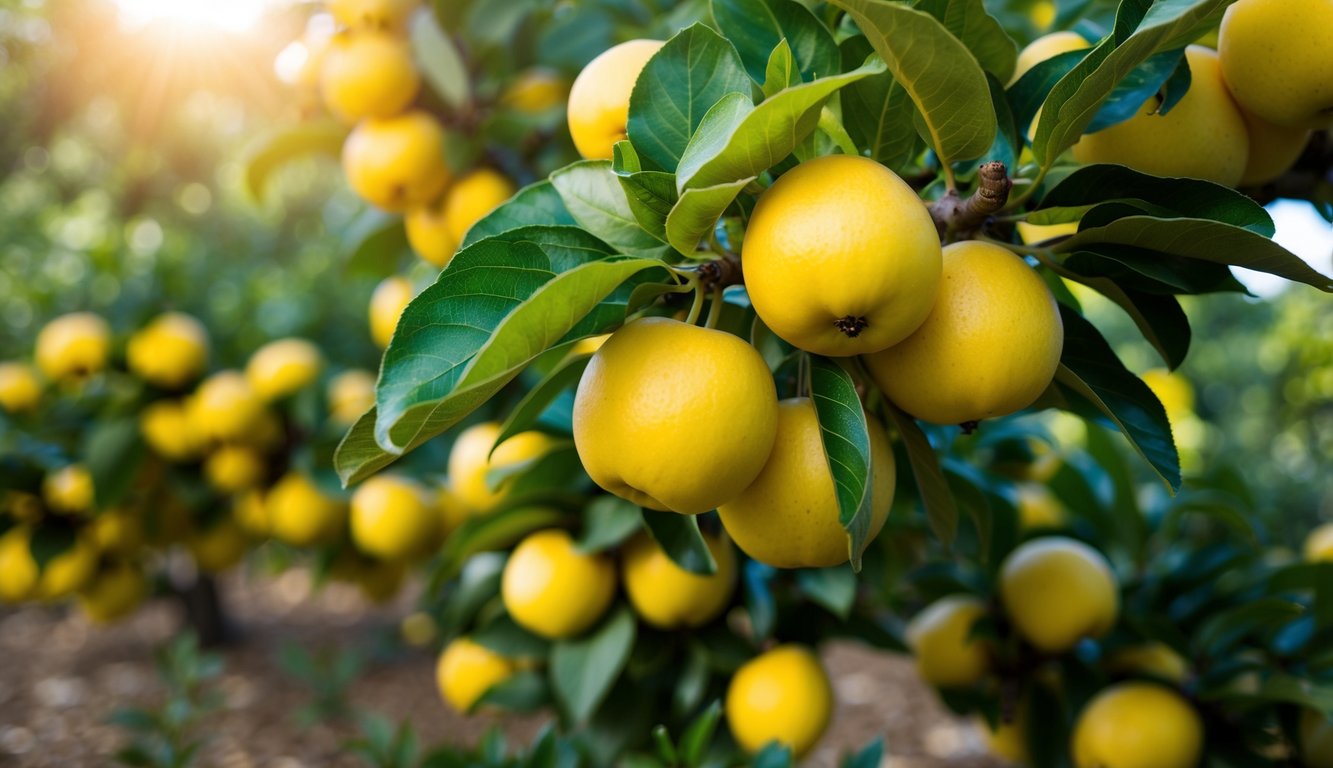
550,161,671,255
838,36,919,168
84,417,142,509
883,403,957,546
914,0,1019,84
437,505,568,582
1062,276,1191,369
830,0,996,166
578,496,643,554
342,210,411,278
808,356,875,570
613,141,679,243
663,177,754,258
243,121,346,201
410,7,469,109
1084,48,1185,133
625,23,751,172
550,607,636,723
462,181,576,248
494,353,592,450
641,509,717,575
711,0,841,84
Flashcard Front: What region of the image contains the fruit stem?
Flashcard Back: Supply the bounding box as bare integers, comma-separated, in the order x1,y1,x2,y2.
704,285,725,329
930,162,1013,240
999,165,1049,214
685,280,707,326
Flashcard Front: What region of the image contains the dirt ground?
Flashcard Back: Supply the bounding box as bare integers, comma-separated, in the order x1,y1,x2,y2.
0,568,1001,768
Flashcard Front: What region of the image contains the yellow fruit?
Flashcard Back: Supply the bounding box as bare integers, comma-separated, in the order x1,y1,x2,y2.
90,509,144,556
573,317,778,514
743,155,942,356
403,204,457,268
266,473,347,547
1072,683,1203,768
140,400,205,462
246,337,324,402
1015,483,1065,529
1305,522,1333,562
1239,109,1312,186
0,362,41,412
370,276,414,348
567,39,664,160
350,474,439,560
502,68,568,113
78,563,148,623
342,111,450,212
328,0,418,31
501,529,615,639
622,532,736,629
35,312,111,381
43,464,95,515
1027,0,1056,30
726,645,833,758
447,422,555,513
38,536,98,600
719,398,895,568
1011,31,1091,84
204,445,266,493
906,595,992,688
1301,709,1333,768
189,371,265,443
1218,0,1333,129
126,312,209,389
0,527,38,602
328,369,377,425
319,31,420,123
188,518,248,573
232,491,269,537
436,637,516,712
980,707,1030,764
405,169,515,268
571,334,610,356
1140,368,1195,429
1106,643,1190,683
1016,220,1079,244
866,240,1064,426
1072,47,1248,187
1000,536,1119,653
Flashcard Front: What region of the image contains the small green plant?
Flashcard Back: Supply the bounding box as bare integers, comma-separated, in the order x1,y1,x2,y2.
277,641,366,726
108,633,224,768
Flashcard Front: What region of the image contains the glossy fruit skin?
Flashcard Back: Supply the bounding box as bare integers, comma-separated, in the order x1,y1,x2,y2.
328,369,376,425
0,527,38,602
1301,709,1333,768
906,595,992,688
370,276,413,348
126,312,209,389
726,645,833,758
350,474,439,560
436,637,516,712
189,371,266,443
1305,522,1333,562
567,39,663,160
188,518,249,573
342,111,449,212
319,31,419,123
1000,536,1119,653
204,446,266,493
742,155,942,357
573,318,779,515
78,563,148,624
405,169,515,268
501,529,615,639
35,312,111,381
327,0,418,31
1072,47,1248,186
43,464,94,515
1238,109,1312,186
866,240,1064,426
1072,682,1203,768
0,362,41,412
246,337,324,402
502,68,568,113
719,398,895,568
622,532,736,629
1218,0,1333,129
447,422,555,513
1011,31,1090,84
266,473,347,547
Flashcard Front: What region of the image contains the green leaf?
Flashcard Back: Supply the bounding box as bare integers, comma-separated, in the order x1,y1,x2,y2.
664,177,754,258
1085,48,1184,133
626,23,752,172
84,417,142,509
550,607,636,723
462,181,576,249
842,737,886,768
437,506,567,582
493,353,592,451
679,700,723,768
578,496,643,554
676,59,886,191
1032,0,1231,167
711,0,841,84
472,615,552,659
1051,306,1181,491
830,0,996,165
343,211,411,279
29,523,77,571
751,742,794,768
641,509,717,575
1055,216,1333,292
1059,274,1191,369
913,0,1019,84
1195,598,1305,657
672,645,710,721
410,7,469,109
243,121,346,201
796,567,857,620
883,402,957,546
613,142,679,243
838,36,919,168
808,357,875,570
762,40,801,99
550,161,671,255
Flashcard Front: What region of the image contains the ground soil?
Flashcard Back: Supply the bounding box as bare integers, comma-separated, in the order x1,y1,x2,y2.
0,568,1001,768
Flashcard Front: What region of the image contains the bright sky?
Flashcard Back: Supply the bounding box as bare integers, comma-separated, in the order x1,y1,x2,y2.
1237,199,1333,298
112,0,273,32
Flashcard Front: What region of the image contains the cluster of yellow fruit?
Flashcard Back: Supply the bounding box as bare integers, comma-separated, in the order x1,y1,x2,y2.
1018,0,1332,188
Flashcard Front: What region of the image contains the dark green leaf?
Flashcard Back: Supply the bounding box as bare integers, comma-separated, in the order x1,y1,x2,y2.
712,0,841,83
744,559,778,640
613,142,679,243
84,417,142,508
914,0,1019,84
808,356,874,569
680,699,723,768
1085,48,1184,133
550,161,671,254
473,614,552,659
796,566,857,620
751,742,795,768
462,181,576,248
1195,599,1306,657
883,403,957,546
838,36,919,168
494,354,592,450
641,509,717,575
578,496,643,554
1058,274,1191,369
550,607,637,723
841,737,886,768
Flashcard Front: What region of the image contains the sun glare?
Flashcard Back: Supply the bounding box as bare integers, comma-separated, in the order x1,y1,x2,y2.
113,0,272,32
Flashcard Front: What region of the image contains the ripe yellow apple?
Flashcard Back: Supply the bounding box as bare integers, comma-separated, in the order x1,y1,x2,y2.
1072,682,1203,768
327,0,418,31
1238,108,1311,186
342,110,450,212
327,369,377,425
865,240,1063,426
204,445,267,493
0,527,38,602
350,474,439,560
78,563,148,624
405,168,515,268
43,464,94,515
621,532,736,629
718,398,895,568
89,508,144,556
319,30,420,123
906,595,992,688
726,645,833,758
189,371,266,443
246,337,324,402
567,39,664,160
743,155,941,357
436,637,515,712
1011,31,1091,84
572,317,778,514
1305,522,1333,562
447,421,555,513
266,473,347,547
1218,0,1333,129
1072,47,1249,187
502,68,568,114
501,529,615,639
0,362,41,413
35,312,111,381
369,276,414,348
1000,536,1119,653
37,535,98,600
126,312,209,390
1014,483,1065,529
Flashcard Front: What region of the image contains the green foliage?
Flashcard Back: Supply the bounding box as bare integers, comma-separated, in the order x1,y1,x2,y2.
109,634,223,768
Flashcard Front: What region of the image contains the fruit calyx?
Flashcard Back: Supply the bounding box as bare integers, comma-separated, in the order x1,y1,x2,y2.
834,315,869,337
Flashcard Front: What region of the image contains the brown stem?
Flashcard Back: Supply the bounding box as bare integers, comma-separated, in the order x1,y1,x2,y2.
696,254,743,292
930,162,1013,239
